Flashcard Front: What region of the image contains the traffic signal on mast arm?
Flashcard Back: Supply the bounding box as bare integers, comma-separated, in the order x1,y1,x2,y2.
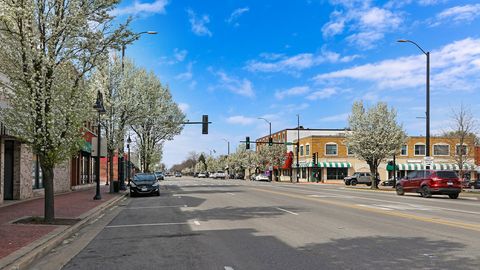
246,136,250,150
268,137,273,146
202,115,208,134
312,153,317,166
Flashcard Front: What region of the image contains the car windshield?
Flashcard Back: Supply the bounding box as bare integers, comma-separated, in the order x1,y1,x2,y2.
435,171,458,179
154,172,163,175
133,174,156,182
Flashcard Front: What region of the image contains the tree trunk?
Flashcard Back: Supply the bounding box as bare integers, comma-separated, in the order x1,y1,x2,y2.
369,161,379,190
39,159,55,223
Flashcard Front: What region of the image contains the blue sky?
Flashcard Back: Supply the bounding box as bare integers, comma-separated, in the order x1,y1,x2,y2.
113,0,480,167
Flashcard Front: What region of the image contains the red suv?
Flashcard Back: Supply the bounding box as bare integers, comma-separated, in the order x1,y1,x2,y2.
396,170,461,199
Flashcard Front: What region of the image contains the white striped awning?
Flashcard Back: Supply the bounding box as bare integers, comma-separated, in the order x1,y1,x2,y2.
396,163,476,171
295,162,351,168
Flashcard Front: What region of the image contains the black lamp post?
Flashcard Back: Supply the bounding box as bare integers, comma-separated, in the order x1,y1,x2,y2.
398,39,431,165
93,90,106,200
258,117,272,181
127,134,132,185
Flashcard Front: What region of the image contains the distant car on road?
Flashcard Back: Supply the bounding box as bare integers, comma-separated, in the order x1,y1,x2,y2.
154,171,164,181
129,173,160,197
344,172,378,186
254,173,270,182
395,170,461,199
380,177,397,187
175,172,182,177
197,172,207,178
235,173,245,180
213,171,226,179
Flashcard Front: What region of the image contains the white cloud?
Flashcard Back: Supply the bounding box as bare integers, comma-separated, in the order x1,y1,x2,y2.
245,48,359,74
313,38,480,92
211,70,255,97
187,9,212,37
174,48,188,62
226,7,249,25
307,88,337,100
111,0,169,16
322,2,403,49
175,62,193,81
178,103,189,113
226,115,256,125
275,86,310,100
434,4,480,25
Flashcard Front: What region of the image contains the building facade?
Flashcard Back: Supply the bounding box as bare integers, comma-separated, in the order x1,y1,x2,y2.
292,134,478,183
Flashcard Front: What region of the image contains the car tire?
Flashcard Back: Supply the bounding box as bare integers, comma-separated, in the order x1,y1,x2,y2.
345,181,350,186
130,191,135,197
156,191,160,196
351,179,358,186
396,185,404,195
448,193,459,199
366,182,371,186
421,186,432,198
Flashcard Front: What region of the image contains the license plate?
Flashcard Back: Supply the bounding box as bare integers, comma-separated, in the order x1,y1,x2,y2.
141,187,148,191
447,181,453,185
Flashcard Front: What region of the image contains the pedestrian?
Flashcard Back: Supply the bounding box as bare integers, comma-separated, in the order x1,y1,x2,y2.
315,172,319,183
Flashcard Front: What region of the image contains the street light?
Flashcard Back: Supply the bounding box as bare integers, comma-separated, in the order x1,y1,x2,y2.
258,117,272,144
127,134,132,186
222,138,230,155
118,30,157,190
93,90,106,200
296,114,300,183
397,39,431,163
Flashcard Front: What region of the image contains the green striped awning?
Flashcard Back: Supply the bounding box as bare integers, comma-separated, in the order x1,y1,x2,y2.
396,163,476,171
295,162,351,168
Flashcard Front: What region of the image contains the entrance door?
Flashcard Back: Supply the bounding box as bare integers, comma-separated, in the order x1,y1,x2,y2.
4,140,14,200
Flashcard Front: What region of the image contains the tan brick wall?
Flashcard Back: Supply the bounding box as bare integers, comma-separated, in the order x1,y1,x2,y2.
54,161,71,193
19,144,33,200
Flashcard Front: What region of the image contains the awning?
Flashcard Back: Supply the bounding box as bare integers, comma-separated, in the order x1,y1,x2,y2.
295,162,352,168
396,163,476,171
282,151,293,169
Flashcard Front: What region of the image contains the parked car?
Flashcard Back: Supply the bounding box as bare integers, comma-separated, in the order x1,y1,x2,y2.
213,171,226,179
461,178,471,188
344,172,378,186
235,173,245,180
395,170,461,199
129,173,160,197
193,172,198,178
468,179,480,189
254,173,270,182
175,172,182,177
380,177,397,187
197,172,207,178
154,171,164,181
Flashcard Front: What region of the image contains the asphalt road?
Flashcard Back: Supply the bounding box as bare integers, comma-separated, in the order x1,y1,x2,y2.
32,177,480,270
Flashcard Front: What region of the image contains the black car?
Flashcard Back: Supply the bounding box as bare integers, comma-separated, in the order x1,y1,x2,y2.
380,177,397,187
235,173,245,180
468,179,480,189
154,171,164,181
129,173,160,197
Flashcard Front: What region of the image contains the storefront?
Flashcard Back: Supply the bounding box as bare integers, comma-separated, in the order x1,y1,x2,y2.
294,161,352,182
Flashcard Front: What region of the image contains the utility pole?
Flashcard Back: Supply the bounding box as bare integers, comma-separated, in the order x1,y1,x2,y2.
296,114,300,183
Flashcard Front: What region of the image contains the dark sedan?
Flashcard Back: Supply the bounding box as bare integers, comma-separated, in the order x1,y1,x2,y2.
129,173,160,197
154,171,164,181
468,179,480,189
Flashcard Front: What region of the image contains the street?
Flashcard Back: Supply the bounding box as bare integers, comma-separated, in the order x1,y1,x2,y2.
32,177,480,270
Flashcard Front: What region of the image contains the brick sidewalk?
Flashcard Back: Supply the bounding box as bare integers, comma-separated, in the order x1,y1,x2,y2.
0,185,117,260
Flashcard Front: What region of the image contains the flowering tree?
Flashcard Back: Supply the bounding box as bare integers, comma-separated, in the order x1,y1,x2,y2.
0,0,131,222
346,101,406,189
232,145,258,178
257,144,287,181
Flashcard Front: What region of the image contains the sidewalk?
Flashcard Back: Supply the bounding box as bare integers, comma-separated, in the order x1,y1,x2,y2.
0,185,125,269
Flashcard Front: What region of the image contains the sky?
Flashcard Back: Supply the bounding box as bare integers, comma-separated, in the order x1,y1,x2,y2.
112,0,480,168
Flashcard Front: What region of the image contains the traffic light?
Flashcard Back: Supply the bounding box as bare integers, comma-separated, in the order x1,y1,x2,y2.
268,137,273,146
246,136,250,150
312,153,317,166
202,115,208,134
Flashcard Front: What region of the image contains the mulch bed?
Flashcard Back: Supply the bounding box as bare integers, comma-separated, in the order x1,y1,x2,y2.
13,216,80,226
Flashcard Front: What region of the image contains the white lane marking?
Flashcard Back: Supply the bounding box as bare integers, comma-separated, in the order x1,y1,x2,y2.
308,194,353,198
193,220,201,225
125,205,187,209
227,193,235,196
106,222,191,228
356,204,393,211
276,207,299,215
462,197,478,201
224,267,234,270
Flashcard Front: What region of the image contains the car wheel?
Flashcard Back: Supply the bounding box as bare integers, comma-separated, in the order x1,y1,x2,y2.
421,186,432,198
396,185,404,196
157,191,161,196
130,191,135,197
448,193,459,199
366,182,371,186
345,181,350,186
350,179,358,186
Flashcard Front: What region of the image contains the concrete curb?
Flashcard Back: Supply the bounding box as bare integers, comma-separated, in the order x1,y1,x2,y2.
0,192,127,270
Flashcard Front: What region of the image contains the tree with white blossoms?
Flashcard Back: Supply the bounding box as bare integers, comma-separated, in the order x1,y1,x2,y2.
130,70,184,172
205,155,219,172
232,145,258,179
346,101,406,189
0,0,131,222
257,144,287,180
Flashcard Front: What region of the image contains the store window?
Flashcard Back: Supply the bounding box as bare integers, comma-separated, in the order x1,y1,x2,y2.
347,146,354,156
32,155,43,189
433,144,449,156
306,144,310,156
326,168,348,180
414,144,425,156
325,143,337,155
401,145,407,156
300,145,304,156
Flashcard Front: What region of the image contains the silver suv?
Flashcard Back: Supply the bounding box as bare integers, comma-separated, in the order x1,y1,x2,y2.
344,172,376,186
